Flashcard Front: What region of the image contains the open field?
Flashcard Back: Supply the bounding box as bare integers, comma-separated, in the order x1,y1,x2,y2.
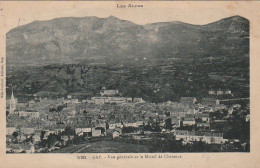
51,141,157,153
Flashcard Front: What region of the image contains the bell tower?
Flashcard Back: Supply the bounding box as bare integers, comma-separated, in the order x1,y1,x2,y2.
9,90,16,114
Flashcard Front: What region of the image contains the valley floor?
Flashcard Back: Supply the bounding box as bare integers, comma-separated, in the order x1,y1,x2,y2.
51,141,154,153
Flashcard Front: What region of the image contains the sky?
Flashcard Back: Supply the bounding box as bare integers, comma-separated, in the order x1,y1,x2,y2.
0,1,258,33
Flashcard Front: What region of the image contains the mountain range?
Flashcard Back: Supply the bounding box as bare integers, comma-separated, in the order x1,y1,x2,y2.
6,15,249,68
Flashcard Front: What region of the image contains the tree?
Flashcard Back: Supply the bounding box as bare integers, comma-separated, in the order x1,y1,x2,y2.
57,105,64,112
47,134,57,148
49,108,57,112
153,120,161,132
12,131,19,138
165,118,172,129
40,131,45,140
63,126,75,135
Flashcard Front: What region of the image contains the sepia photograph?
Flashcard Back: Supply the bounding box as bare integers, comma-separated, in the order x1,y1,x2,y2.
5,14,250,153
1,1,260,167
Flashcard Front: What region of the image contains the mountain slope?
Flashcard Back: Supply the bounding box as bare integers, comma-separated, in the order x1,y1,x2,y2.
6,15,249,68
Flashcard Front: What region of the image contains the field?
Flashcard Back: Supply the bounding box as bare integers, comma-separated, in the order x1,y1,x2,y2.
51,141,156,153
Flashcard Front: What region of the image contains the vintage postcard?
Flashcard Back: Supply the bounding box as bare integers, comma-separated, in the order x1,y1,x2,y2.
0,1,259,168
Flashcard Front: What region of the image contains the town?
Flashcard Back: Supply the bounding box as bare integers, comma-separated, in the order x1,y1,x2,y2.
6,87,250,153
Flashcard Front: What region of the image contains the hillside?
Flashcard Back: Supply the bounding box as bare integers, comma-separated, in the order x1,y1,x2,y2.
6,16,249,102
6,15,249,68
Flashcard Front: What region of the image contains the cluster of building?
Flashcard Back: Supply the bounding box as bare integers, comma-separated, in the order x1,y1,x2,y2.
6,88,249,153
83,88,144,104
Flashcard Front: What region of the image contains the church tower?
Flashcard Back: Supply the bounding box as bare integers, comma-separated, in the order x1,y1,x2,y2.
9,90,16,114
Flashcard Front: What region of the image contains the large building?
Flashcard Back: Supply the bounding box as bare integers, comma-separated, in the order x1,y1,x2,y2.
100,87,119,96
17,110,40,118
175,130,226,144
170,108,188,118
183,118,196,126
91,97,132,104
180,97,197,105
202,98,220,106
75,128,92,136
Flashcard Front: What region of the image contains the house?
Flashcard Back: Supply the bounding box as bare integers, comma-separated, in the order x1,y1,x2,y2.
216,90,224,95
43,132,50,140
18,110,40,118
202,113,210,123
61,135,74,142
112,131,120,138
133,98,145,103
159,120,166,127
170,108,187,118
204,107,214,112
183,118,196,126
224,90,232,95
6,127,16,136
75,128,92,136
32,135,41,143
185,114,195,118
53,128,65,134
107,128,122,138
100,88,119,96
109,123,123,129
69,99,79,104
188,108,197,114
161,129,171,133
136,121,144,126
232,104,241,109
91,97,108,104
228,108,234,115
215,104,227,110
171,118,181,128
61,135,69,142
6,145,13,153
144,131,151,134
7,144,23,153
123,122,139,127
6,135,15,143
28,100,35,107
106,97,132,104
92,128,102,137
17,135,27,142
20,127,35,135
246,114,250,122
196,103,205,110
208,90,216,95
180,97,197,105
202,98,220,106
197,122,210,128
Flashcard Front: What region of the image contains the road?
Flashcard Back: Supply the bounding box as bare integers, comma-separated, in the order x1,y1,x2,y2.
219,98,249,102
71,144,91,153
